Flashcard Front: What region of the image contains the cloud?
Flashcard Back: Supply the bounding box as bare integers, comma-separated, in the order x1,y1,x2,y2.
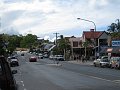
0,0,120,39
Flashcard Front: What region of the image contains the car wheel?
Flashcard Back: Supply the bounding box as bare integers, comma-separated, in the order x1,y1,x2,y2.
94,63,96,67
110,65,113,69
100,63,103,68
118,66,120,69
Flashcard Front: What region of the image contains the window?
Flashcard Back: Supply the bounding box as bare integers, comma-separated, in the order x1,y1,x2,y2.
73,41,78,47
0,64,2,75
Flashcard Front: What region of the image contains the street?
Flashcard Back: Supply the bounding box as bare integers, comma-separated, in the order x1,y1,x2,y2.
12,53,120,90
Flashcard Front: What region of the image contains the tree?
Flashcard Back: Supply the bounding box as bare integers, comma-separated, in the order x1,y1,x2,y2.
82,40,89,59
107,23,117,33
52,36,71,60
20,34,37,48
116,19,120,32
0,34,5,55
107,19,120,40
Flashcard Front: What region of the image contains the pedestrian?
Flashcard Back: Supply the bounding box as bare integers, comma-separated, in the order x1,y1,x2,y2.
81,55,84,63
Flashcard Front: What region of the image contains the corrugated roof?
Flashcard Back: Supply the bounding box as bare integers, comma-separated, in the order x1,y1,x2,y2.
83,31,104,39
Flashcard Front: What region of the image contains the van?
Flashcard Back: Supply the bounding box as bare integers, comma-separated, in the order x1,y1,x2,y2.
0,56,17,90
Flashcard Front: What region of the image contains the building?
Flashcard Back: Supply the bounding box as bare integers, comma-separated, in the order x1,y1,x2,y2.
83,29,111,58
64,30,111,60
68,36,83,60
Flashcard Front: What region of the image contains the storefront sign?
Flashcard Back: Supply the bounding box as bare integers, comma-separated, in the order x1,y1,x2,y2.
112,40,120,46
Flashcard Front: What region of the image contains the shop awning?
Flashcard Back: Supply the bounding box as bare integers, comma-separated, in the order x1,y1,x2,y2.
107,47,120,53
100,47,120,53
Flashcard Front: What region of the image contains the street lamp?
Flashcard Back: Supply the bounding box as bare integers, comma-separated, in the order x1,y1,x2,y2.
77,18,97,59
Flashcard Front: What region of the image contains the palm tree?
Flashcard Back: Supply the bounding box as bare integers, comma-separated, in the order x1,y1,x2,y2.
116,19,120,32
107,19,120,40
82,40,89,59
107,23,117,33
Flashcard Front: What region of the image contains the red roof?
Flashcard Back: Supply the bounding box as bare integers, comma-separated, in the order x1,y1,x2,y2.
83,31,104,39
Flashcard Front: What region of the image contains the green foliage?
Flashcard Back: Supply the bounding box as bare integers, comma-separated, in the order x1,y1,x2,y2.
0,35,5,55
52,36,71,56
107,19,120,39
20,34,37,48
107,19,120,33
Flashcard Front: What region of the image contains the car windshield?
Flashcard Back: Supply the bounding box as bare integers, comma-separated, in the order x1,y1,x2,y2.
11,57,16,59
101,59,109,62
101,56,108,59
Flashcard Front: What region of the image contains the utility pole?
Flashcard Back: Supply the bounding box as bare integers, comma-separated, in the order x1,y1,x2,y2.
53,32,59,46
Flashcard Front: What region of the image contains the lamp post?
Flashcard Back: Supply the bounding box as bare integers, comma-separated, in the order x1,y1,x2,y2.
77,18,97,60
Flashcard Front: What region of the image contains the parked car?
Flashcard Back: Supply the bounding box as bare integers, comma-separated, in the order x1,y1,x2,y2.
43,54,49,58
29,56,37,62
10,56,19,67
109,57,120,69
21,53,24,56
38,53,43,59
0,56,18,90
93,56,109,67
54,55,65,61
49,55,54,60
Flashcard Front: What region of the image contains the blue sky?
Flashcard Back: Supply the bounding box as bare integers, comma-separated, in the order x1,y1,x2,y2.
0,0,120,41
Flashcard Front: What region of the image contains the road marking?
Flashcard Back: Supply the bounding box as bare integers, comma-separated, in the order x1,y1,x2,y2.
79,73,120,84
46,64,62,66
113,80,120,83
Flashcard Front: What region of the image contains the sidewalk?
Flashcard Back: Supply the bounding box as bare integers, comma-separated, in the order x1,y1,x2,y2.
67,60,93,65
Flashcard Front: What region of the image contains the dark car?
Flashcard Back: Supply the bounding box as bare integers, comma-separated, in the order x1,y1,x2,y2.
21,53,24,56
10,57,19,67
0,56,18,90
29,56,37,62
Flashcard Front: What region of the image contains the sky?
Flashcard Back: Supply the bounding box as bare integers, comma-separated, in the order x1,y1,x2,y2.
0,0,120,41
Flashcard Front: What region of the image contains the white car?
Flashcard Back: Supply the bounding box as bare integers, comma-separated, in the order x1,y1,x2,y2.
38,53,43,59
54,55,65,61
49,55,54,60
10,56,19,67
93,56,109,67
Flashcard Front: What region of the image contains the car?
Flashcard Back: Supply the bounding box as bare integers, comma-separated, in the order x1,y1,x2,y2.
93,56,109,67
38,53,43,59
0,56,18,90
54,55,65,61
49,55,54,60
21,53,24,56
109,57,120,69
10,56,19,67
29,56,37,62
43,54,49,58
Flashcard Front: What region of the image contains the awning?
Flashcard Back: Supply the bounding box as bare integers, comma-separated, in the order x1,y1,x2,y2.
107,48,113,52
107,47,120,53
100,47,120,53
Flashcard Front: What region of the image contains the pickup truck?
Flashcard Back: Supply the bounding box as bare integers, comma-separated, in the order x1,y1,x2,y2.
0,56,18,90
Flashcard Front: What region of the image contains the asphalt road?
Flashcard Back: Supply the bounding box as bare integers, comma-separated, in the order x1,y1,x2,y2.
12,53,120,90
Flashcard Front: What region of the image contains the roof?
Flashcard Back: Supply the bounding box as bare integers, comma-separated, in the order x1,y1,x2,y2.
83,31,104,39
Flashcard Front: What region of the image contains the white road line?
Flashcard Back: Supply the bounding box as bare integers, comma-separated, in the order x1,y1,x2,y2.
79,73,120,84
113,80,120,83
